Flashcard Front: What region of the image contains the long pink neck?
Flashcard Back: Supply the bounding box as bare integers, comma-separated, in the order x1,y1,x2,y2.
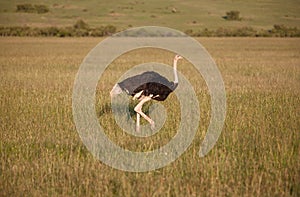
173,59,178,84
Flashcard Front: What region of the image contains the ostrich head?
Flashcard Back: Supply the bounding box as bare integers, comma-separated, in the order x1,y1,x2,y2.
174,55,183,61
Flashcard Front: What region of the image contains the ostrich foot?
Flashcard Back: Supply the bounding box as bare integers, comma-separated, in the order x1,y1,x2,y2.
136,125,140,132
150,121,155,131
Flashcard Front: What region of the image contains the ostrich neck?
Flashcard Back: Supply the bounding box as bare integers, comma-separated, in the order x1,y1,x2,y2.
173,60,178,84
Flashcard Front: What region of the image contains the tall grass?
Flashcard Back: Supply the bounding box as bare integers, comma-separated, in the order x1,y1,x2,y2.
0,37,299,196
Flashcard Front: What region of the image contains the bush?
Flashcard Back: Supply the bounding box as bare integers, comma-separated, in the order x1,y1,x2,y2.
73,19,89,29
16,4,49,14
57,27,74,37
185,29,194,36
270,24,300,37
74,28,89,37
72,20,116,36
90,28,104,37
102,25,117,35
2,23,298,37
224,10,241,20
39,27,59,36
34,4,49,14
16,4,35,13
182,25,300,37
232,27,256,37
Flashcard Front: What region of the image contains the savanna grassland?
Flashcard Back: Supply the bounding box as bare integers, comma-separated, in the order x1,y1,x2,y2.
0,37,299,196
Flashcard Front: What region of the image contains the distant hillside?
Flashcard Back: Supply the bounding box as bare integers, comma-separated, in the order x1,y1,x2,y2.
0,0,299,33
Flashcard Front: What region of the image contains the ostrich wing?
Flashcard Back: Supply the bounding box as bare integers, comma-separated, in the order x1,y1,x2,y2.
118,71,173,95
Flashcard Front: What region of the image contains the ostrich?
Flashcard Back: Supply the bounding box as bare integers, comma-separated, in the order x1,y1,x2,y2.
110,55,183,132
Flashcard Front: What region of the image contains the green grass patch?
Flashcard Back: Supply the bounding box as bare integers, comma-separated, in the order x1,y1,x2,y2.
0,0,300,33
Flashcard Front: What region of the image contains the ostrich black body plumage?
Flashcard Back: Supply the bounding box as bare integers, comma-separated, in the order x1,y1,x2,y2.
110,55,183,132
118,71,178,101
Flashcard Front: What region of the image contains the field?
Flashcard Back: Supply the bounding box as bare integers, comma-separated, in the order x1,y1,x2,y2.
0,37,299,196
1,0,300,31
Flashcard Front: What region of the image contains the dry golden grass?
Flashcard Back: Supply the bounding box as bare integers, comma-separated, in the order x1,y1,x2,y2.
0,37,299,196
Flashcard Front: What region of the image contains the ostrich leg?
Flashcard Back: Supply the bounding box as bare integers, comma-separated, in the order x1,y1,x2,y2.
134,96,155,131
136,113,140,132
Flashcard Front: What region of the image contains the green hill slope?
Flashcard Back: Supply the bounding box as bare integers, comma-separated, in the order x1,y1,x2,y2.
0,0,299,32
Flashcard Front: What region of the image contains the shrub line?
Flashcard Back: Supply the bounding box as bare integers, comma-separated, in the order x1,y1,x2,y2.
0,24,299,37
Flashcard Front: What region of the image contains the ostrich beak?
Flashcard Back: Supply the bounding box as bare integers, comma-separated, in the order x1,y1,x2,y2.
175,55,183,61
